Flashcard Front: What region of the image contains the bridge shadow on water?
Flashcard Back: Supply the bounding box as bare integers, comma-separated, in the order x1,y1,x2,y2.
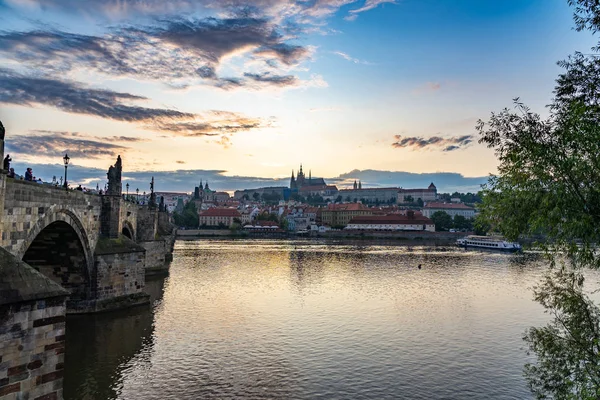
63,276,166,400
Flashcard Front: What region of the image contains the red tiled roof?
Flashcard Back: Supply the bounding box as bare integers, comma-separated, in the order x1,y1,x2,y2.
199,208,241,217
256,221,279,227
423,202,474,210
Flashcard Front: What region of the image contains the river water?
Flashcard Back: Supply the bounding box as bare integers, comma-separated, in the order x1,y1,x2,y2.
64,239,566,399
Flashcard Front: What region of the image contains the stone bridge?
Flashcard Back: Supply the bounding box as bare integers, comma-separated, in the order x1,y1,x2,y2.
0,125,176,399
0,133,175,314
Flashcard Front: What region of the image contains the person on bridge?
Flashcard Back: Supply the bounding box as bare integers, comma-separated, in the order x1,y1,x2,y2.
7,168,15,178
24,168,33,181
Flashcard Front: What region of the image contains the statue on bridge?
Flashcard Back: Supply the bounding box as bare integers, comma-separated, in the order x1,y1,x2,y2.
0,120,5,140
106,155,123,196
148,176,157,208
3,154,11,171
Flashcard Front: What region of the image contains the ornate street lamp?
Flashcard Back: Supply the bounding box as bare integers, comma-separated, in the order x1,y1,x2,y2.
126,183,129,199
136,188,139,202
62,153,70,189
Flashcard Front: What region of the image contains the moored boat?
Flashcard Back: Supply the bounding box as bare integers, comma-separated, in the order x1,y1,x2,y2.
456,235,521,252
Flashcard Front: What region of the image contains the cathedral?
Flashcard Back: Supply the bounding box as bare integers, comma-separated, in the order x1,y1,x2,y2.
289,164,327,190
193,180,216,203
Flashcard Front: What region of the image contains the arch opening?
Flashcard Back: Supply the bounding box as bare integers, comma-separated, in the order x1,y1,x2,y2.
122,226,133,239
22,221,90,300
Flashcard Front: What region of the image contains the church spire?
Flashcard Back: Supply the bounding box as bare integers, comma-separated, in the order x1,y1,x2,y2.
353,180,357,190
358,180,362,189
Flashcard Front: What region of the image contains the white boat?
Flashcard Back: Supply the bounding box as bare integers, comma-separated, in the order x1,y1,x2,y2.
456,235,521,252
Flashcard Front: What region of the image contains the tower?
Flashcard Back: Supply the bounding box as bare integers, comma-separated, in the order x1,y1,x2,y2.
297,164,305,188
358,180,362,189
353,180,357,190
290,170,297,190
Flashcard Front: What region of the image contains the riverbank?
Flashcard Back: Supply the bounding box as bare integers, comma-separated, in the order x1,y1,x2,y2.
176,229,470,245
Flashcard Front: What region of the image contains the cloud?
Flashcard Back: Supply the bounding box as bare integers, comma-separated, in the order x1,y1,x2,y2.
332,51,371,65
391,134,474,151
4,0,394,21
176,160,186,164
244,72,298,86
0,18,315,90
153,111,267,137
5,131,133,159
0,68,192,122
346,0,396,20
0,69,270,137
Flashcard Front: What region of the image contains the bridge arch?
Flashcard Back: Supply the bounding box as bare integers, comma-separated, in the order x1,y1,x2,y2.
18,207,94,300
122,220,135,241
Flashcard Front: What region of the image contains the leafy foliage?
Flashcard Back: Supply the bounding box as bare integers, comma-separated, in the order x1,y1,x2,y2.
172,201,199,228
524,270,600,399
476,1,600,397
430,211,453,231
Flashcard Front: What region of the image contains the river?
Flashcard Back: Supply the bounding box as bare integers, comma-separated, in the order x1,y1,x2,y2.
64,239,566,399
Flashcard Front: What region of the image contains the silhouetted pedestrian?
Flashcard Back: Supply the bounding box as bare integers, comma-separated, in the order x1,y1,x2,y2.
24,168,33,181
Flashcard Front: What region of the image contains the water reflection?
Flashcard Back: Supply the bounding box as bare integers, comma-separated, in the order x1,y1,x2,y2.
64,240,593,399
64,277,165,400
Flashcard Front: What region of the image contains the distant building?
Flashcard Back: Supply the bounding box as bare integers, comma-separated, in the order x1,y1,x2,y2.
290,164,327,190
298,184,339,200
233,187,289,201
346,212,435,232
156,191,190,213
339,187,398,204
422,202,475,219
320,203,374,228
398,182,437,203
193,180,218,203
214,191,231,203
198,208,241,227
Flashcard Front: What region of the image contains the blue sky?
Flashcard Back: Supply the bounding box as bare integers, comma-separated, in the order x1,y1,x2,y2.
0,0,596,192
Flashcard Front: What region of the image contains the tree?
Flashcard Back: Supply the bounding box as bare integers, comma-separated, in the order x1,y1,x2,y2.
473,214,490,236
430,211,453,231
416,198,424,207
172,201,199,228
476,1,600,397
404,195,414,203
335,195,343,203
252,192,260,201
453,215,471,231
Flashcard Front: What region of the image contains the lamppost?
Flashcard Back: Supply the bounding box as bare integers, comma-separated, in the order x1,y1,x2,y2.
126,183,129,200
62,153,70,189
136,188,139,203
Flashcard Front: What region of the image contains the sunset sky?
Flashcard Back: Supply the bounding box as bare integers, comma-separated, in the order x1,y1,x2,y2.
0,0,595,192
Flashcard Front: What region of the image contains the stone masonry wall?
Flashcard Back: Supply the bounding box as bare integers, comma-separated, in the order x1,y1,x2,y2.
120,200,138,240
136,207,158,241
0,297,67,400
1,179,102,259
139,240,169,275
94,249,145,301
